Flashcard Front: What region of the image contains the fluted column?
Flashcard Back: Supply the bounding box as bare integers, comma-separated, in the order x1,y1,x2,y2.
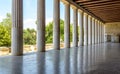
95,19,98,44
64,2,70,48
97,20,99,44
92,18,95,44
72,7,78,47
37,0,45,52
100,22,102,43
88,16,92,45
53,0,60,50
84,13,88,45
101,23,103,43
99,21,101,43
79,10,84,46
102,23,105,43
99,22,101,43
102,23,103,43
12,0,23,56
98,21,100,43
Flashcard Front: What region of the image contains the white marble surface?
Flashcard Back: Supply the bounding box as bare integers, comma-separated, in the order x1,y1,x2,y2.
1,43,120,74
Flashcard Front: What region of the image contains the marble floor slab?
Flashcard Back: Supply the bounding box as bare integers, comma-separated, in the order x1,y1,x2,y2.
0,43,120,74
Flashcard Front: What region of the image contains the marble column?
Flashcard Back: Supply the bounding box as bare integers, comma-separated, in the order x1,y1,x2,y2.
64,2,70,48
72,7,78,47
97,20,99,44
98,21,100,43
79,10,84,46
88,16,92,45
100,21,101,43
100,22,102,43
101,23,103,43
97,20,100,43
92,18,95,44
12,0,23,56
84,13,88,45
102,23,103,43
53,0,60,50
99,22,101,43
103,23,105,43
95,19,98,44
37,0,45,52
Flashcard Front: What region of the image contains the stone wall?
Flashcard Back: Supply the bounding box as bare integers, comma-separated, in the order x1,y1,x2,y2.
105,22,120,35
105,22,120,42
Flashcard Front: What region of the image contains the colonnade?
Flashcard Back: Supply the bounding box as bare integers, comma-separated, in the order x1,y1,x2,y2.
12,0,105,56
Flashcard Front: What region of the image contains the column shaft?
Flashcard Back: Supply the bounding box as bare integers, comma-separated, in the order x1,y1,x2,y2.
95,20,98,44
53,0,60,50
37,0,45,52
98,21,100,43
92,18,95,44
12,0,23,56
79,10,84,46
99,21,101,43
64,3,70,48
88,16,92,45
84,13,88,45
73,8,78,47
100,22,102,43
103,24,105,42
99,22,101,43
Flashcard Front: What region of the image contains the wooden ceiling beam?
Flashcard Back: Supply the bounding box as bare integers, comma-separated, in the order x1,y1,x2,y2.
75,0,111,4
79,0,120,5
80,1,120,7
87,7,120,11
83,4,120,9
75,0,97,3
74,0,120,22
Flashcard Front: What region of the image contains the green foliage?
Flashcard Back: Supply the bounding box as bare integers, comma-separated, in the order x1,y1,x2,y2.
70,24,73,42
23,28,36,45
45,19,73,43
45,22,53,43
0,13,12,35
0,24,11,46
0,13,73,46
60,20,64,42
0,13,11,46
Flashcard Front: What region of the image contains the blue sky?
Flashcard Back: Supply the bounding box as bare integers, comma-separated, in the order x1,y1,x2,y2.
0,0,73,29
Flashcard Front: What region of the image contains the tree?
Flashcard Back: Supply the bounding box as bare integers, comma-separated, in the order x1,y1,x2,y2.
0,24,11,46
0,13,12,35
45,21,53,43
23,28,36,45
45,19,73,43
0,13,11,46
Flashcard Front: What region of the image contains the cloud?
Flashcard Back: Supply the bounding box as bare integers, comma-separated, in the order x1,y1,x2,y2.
23,18,53,30
46,18,53,25
24,19,36,30
0,15,5,22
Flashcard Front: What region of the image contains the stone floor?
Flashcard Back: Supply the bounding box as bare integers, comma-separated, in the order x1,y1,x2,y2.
0,43,120,74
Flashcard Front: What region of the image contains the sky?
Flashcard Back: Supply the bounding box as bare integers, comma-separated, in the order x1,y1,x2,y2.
0,0,73,30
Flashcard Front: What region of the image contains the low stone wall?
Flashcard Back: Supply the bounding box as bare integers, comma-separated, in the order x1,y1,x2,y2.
0,47,11,56
0,43,66,56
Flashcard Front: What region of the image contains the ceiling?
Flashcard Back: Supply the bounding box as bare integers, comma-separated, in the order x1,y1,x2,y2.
74,0,120,23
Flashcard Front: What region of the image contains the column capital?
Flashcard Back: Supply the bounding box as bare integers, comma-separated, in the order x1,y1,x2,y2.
78,9,83,13
61,0,69,5
92,17,95,21
88,15,92,18
71,4,77,9
84,13,88,16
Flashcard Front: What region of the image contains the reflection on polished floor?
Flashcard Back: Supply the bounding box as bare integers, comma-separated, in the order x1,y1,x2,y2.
0,43,120,74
